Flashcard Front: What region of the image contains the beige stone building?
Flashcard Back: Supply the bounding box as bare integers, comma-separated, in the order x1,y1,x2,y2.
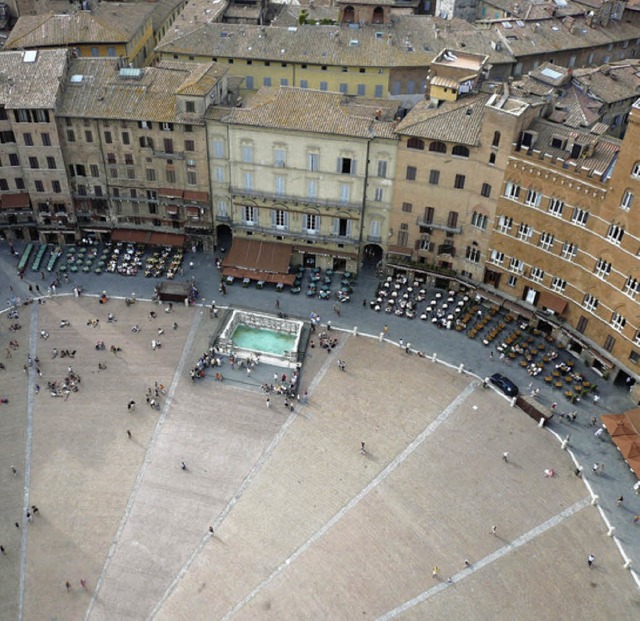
56,58,228,249
207,87,399,275
486,110,640,393
0,49,72,244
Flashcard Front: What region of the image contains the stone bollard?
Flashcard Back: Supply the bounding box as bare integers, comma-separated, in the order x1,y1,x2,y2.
538,417,545,428
561,438,568,450
623,560,631,569
184,297,189,307
591,495,599,506
510,396,517,407
458,363,464,374
353,326,358,336
379,332,384,342
607,526,615,537
432,353,437,363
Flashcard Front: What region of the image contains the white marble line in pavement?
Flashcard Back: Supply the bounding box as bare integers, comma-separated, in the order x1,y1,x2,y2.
219,379,480,621
83,309,202,621
17,302,39,621
147,325,346,620
376,496,593,621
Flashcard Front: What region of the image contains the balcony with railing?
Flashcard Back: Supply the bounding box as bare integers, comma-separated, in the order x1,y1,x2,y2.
230,187,363,212
437,243,456,257
233,221,359,246
416,216,463,235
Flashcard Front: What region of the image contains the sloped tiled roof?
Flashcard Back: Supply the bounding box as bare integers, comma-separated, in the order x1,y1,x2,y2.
160,60,228,96
548,84,603,128
572,62,640,104
5,4,155,49
394,93,490,146
57,58,222,123
207,87,400,140
0,49,68,109
156,16,516,68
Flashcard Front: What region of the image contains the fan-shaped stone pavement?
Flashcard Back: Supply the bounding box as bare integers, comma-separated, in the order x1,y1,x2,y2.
0,296,637,620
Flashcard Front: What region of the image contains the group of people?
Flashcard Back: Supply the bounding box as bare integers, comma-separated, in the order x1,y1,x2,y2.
310,332,340,352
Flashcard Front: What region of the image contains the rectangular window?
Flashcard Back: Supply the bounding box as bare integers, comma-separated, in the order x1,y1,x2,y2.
429,169,440,185
214,166,224,183
308,153,319,172
507,275,518,287
594,258,612,279
447,211,458,228
497,215,513,233
604,335,616,353
561,242,578,260
632,162,640,179
122,132,130,145
146,169,156,182
509,257,524,273
307,179,318,199
275,175,285,196
46,156,56,170
338,157,356,175
517,223,533,241
124,154,134,165
374,187,383,202
320,81,328,91
263,77,272,87
611,312,626,332
299,80,308,89
539,232,554,250
9,153,19,166
621,190,634,211
52,180,61,193
184,140,195,152
212,139,225,158
465,246,481,263
406,166,417,181
29,156,39,169
623,276,639,298
551,276,566,293
164,138,174,154
127,168,135,180
454,174,465,189
34,180,44,192
471,211,487,229
107,153,116,164
571,207,589,226
339,83,348,94
524,188,541,207
377,160,388,178
243,171,254,190
274,209,287,230
85,130,93,143
15,178,25,190
165,168,176,183
305,213,319,233
187,170,197,185
402,202,412,213
576,316,588,335
41,133,51,146
374,85,384,98
274,148,286,168
0,179,8,191
339,183,350,203
481,183,491,198
530,267,544,283
357,84,366,96
161,123,173,132
104,131,112,144
490,250,504,265
241,144,253,163
243,205,257,225
90,164,99,177
281,78,289,87
504,181,520,200
185,101,196,113
583,294,598,312
606,223,624,245
24,133,33,146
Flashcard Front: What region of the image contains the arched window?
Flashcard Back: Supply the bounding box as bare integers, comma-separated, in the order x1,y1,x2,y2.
429,141,446,153
407,137,425,150
452,145,469,158
489,152,496,165
492,131,501,147
372,6,384,23
342,5,355,23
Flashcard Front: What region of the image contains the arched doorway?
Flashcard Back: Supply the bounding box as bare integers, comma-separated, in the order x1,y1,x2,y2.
363,243,383,272
342,5,355,23
215,224,232,255
372,6,384,24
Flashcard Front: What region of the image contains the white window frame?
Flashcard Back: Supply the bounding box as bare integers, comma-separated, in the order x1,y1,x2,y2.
504,181,520,201
620,190,634,212
497,215,513,233
471,211,488,230
583,294,598,312
307,179,318,199
509,257,524,274
530,267,544,283
243,205,257,225
539,232,555,251
377,160,388,178
241,144,254,164
274,174,285,196
339,183,351,204
524,188,541,208
548,198,564,217
274,209,287,230
214,166,225,183
517,222,533,241
606,223,624,245
305,213,319,234
594,258,611,280
632,162,640,179
273,148,286,168
561,241,577,260
374,187,383,202
551,277,566,293
490,249,504,265
623,276,639,298
571,207,589,226
243,171,254,190
611,312,626,333
308,152,319,172
212,139,225,158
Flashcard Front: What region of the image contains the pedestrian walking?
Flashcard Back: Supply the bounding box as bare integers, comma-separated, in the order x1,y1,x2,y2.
127,430,132,439
11,466,17,475
360,441,366,455
616,495,624,507
127,400,136,411
490,525,497,535
502,451,509,463
266,397,270,408
587,554,595,567
594,426,604,438
31,505,38,515
383,325,389,336
35,284,40,294
65,581,71,591
209,526,214,535
26,511,32,523
0,545,5,555
551,402,558,411
489,351,494,360
15,522,19,529
399,338,404,347
80,578,87,589
181,461,187,470
432,566,439,578
275,299,280,309
633,515,640,524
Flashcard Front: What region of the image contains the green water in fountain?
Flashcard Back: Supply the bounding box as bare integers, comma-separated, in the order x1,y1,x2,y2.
231,325,296,356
